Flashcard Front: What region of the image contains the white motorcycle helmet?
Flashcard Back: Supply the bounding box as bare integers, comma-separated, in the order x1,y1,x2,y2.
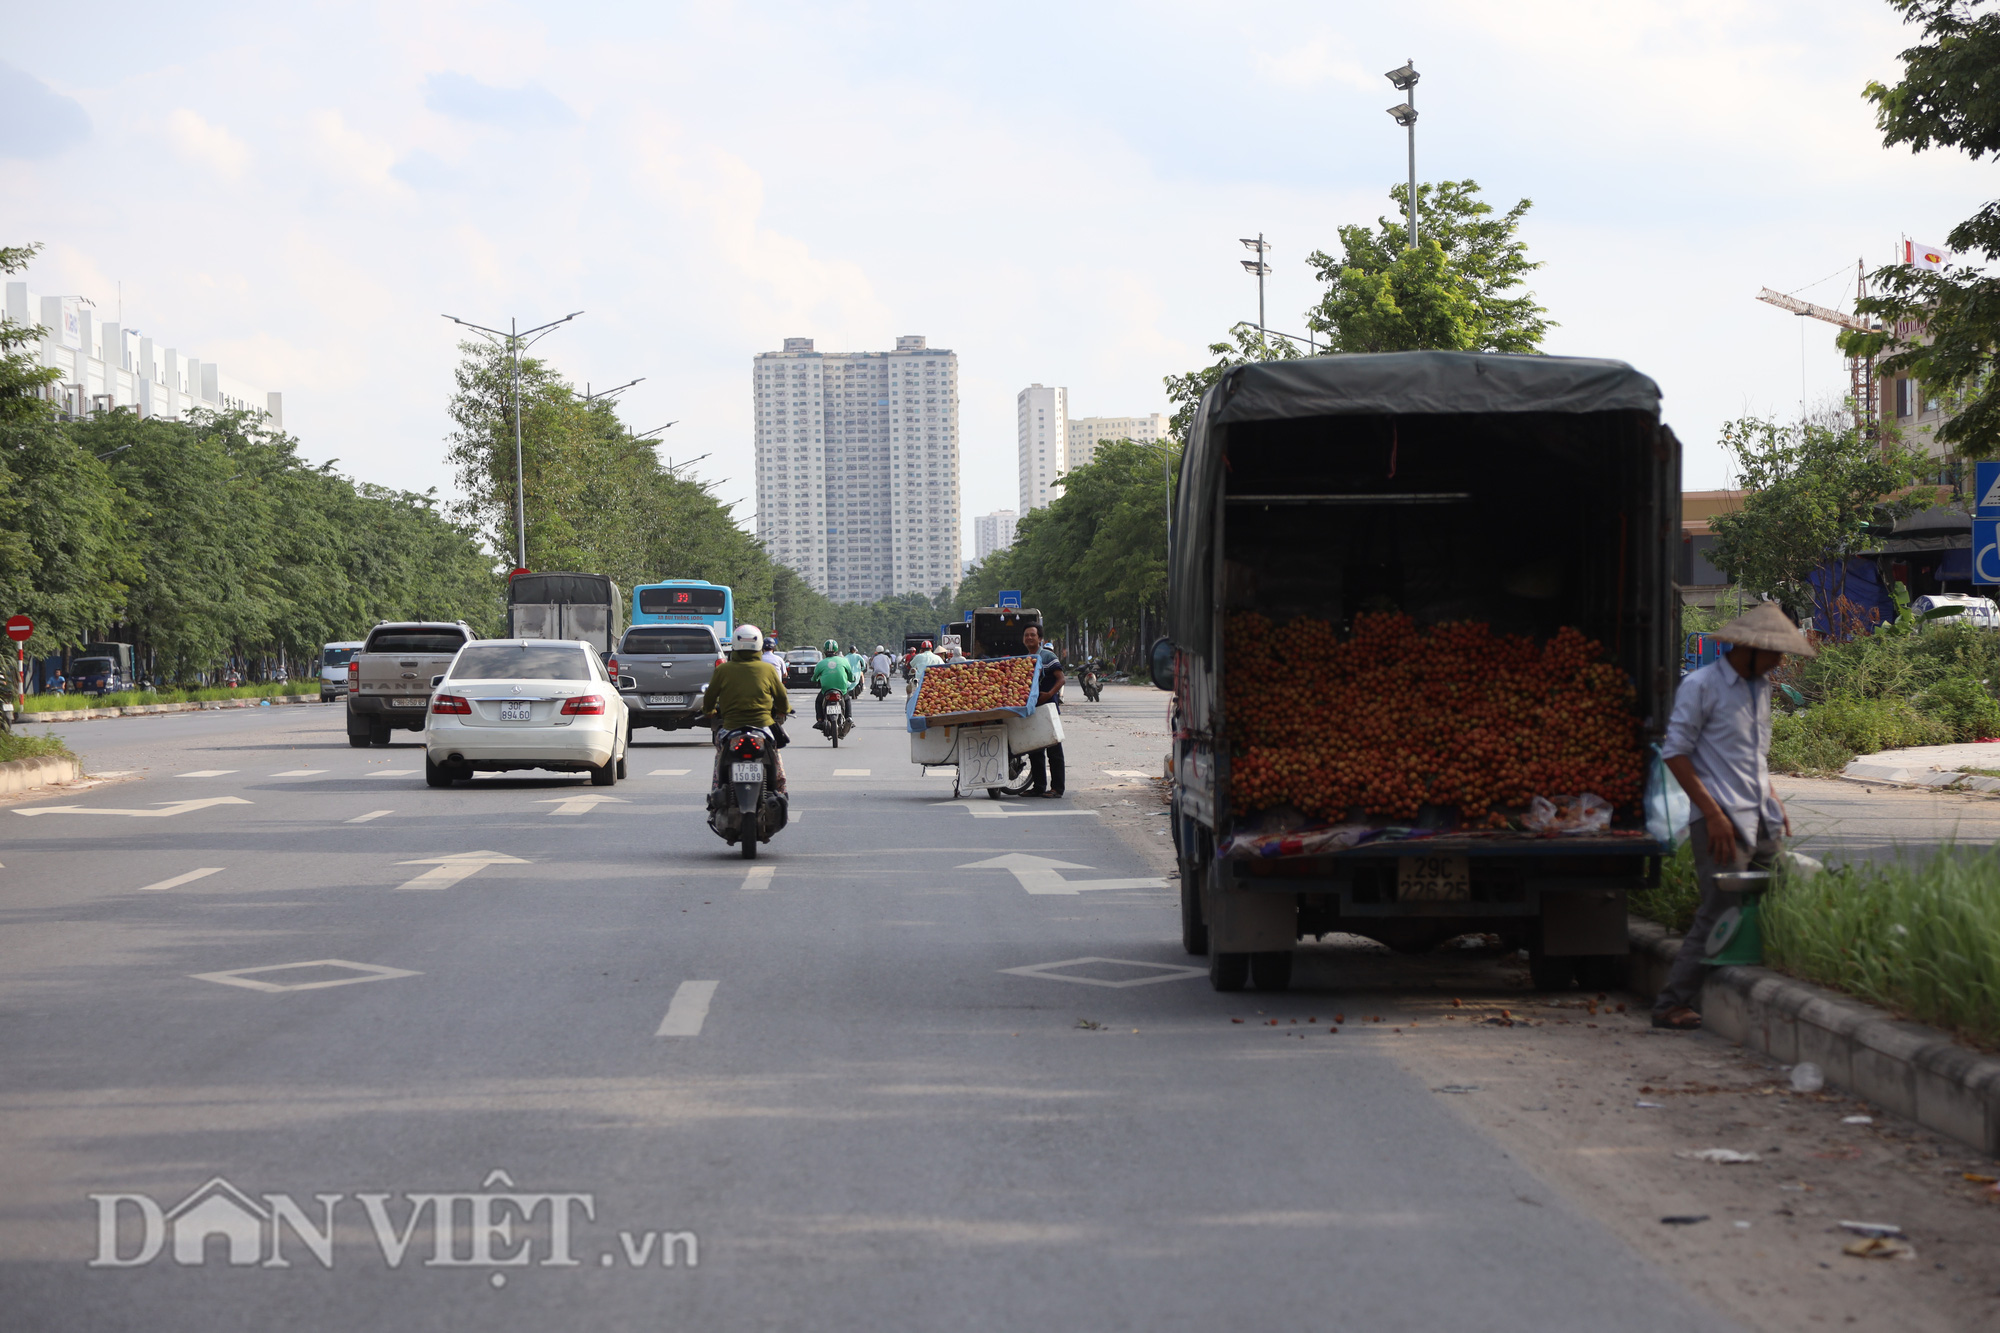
733,624,765,654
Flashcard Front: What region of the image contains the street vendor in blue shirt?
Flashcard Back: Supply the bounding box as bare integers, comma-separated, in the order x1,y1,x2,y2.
1006,622,1065,799
1652,602,1815,1031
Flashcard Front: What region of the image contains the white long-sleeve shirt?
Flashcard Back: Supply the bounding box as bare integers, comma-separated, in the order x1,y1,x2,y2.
1661,658,1782,839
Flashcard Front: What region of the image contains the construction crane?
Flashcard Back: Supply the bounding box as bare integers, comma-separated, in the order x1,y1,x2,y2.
1755,261,1880,440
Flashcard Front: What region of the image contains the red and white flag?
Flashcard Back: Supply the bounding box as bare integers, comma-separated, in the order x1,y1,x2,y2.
1904,240,1949,271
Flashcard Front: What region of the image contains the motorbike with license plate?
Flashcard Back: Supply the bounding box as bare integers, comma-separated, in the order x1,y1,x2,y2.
870,670,891,700
707,726,789,859
814,687,854,746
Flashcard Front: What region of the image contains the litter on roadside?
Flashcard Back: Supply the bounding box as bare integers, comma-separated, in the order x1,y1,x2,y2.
1433,1084,1480,1094
1842,1237,1915,1261
1841,1114,1874,1125
1634,1100,1664,1109
1660,1215,1709,1226
1789,1062,1825,1093
1839,1220,1905,1239
1677,1148,1761,1164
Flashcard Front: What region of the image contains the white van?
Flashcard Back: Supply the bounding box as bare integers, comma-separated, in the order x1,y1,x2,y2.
1913,594,2000,630
319,641,365,702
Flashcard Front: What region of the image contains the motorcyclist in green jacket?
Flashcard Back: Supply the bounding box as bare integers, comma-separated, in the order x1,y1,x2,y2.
810,638,858,733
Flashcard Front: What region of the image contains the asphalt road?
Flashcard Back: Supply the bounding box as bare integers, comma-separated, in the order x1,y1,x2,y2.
0,692,1739,1331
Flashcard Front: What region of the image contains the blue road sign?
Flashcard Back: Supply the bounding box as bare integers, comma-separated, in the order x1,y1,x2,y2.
1979,461,2000,517
1975,519,2000,585
997,590,1022,608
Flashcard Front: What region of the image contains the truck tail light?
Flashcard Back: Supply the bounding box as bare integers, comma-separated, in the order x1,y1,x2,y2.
431,694,471,715
560,694,606,716
347,660,359,683
607,656,619,679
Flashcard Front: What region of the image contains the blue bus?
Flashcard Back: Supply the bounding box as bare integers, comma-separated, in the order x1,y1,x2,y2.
632,580,733,645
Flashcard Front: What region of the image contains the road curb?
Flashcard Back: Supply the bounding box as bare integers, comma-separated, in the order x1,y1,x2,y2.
1629,916,2000,1156
0,754,81,795
17,694,324,724
1839,758,2000,793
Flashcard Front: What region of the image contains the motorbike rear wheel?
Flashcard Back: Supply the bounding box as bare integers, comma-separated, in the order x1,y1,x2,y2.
740,827,758,859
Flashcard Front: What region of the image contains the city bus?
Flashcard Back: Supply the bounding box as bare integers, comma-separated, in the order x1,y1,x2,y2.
632,580,733,645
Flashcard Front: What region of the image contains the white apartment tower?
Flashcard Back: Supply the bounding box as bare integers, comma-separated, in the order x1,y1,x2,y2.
1066,413,1168,470
753,336,960,603
973,510,1018,562
1017,384,1067,512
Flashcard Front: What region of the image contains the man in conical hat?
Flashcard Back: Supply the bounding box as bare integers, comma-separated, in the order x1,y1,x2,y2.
1652,602,1816,1030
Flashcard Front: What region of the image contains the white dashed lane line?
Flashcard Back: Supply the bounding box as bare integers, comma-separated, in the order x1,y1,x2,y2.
346,810,393,823
178,770,238,777
271,769,327,777
742,865,774,891
648,769,691,776
655,981,719,1037
137,868,225,892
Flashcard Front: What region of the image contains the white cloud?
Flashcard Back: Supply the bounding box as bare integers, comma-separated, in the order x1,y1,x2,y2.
307,109,401,192
165,107,250,181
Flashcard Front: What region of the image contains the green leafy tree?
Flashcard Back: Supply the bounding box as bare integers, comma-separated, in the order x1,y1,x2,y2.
1841,0,2000,456
1706,415,1932,627
1306,180,1550,355
1163,324,1304,444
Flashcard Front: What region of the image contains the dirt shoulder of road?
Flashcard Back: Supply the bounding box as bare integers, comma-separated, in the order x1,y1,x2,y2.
1052,685,1177,877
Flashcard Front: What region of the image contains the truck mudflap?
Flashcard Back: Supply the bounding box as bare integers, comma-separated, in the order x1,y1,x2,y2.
1203,875,1296,953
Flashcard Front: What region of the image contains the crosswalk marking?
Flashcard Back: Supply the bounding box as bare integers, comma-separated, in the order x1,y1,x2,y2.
346,810,393,823
655,981,719,1037
137,867,225,892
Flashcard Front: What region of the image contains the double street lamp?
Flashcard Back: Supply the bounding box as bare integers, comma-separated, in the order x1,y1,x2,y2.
1385,60,1420,250
441,310,583,569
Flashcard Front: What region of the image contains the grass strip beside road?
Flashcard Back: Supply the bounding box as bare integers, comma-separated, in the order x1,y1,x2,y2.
0,731,75,764
1763,845,2000,1051
17,681,319,713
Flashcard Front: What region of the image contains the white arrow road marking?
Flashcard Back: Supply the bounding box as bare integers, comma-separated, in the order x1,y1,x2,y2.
930,800,1098,821
15,797,253,819
833,768,871,776
178,770,238,777
655,980,719,1036
648,768,691,776
1001,957,1208,988
137,867,225,892
956,852,1167,896
346,810,393,823
394,850,530,890
535,794,630,816
742,865,774,891
271,769,327,777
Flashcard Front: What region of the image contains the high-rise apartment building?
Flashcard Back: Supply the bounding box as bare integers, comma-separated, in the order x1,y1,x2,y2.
754,335,960,603
1017,384,1067,512
973,510,1018,562
1066,412,1168,469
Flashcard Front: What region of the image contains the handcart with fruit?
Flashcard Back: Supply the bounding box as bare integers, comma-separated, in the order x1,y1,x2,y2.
906,655,1064,798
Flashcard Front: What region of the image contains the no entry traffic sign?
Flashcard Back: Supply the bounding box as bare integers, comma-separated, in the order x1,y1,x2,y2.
5,615,32,642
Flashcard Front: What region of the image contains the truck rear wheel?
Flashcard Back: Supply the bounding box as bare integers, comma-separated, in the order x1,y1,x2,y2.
1249,951,1293,992
1527,954,1578,991
1573,954,1628,991
348,733,370,748
1208,952,1249,992
1179,869,1208,956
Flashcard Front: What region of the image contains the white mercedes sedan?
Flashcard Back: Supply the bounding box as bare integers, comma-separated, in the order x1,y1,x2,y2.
423,639,629,788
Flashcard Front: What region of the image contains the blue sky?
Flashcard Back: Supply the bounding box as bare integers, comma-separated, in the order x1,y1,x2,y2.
3,0,1989,549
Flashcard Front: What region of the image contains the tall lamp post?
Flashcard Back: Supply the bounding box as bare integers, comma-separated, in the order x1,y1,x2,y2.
1385,60,1420,250
442,311,582,569
1239,235,1272,353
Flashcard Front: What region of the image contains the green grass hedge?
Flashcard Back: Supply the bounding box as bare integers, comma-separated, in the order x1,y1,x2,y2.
0,731,75,764
18,681,320,712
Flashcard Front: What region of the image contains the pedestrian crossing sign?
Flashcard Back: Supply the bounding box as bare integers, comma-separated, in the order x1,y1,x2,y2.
1977,461,2000,517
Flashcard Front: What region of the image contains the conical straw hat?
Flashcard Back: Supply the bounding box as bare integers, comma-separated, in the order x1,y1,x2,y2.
1716,602,1816,657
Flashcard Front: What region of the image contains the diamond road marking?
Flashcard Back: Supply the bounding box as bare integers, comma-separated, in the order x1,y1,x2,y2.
833,768,871,776
179,770,238,778
1000,957,1209,988
190,959,420,993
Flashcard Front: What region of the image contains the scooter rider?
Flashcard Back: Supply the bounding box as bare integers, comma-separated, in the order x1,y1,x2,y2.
844,644,866,700
905,639,943,696
812,638,858,731
870,645,893,679
699,625,792,792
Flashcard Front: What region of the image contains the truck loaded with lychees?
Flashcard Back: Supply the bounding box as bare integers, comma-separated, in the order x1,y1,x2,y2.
1153,351,1679,994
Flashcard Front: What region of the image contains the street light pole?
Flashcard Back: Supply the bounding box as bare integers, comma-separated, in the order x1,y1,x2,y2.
442,310,582,569
1239,235,1273,353
1385,61,1421,250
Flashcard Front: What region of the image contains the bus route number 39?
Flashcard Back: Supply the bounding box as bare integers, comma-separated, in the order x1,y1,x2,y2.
1398,855,1470,901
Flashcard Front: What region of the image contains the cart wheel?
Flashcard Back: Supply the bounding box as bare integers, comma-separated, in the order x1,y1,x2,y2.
986,785,1005,800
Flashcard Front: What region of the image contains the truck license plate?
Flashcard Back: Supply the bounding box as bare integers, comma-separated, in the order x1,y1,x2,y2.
1398,855,1470,901
390,697,426,707
499,700,532,721
646,694,688,706
731,762,763,783
958,724,1008,789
